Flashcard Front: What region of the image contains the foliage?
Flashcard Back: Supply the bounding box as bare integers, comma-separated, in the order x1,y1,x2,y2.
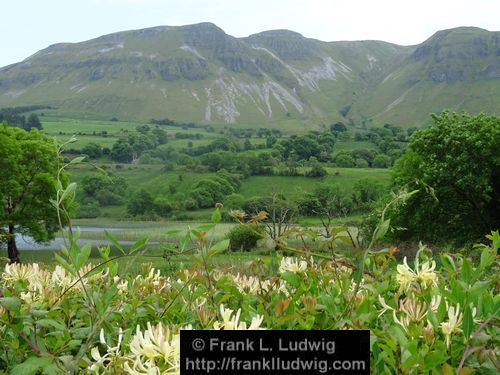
80,173,127,206
0,221,498,373
352,178,385,209
227,224,265,251
81,142,102,159
110,139,134,163
373,154,392,168
391,111,500,245
126,189,155,216
0,124,67,263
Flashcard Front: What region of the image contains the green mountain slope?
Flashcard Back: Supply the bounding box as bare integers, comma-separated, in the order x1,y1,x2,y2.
0,24,498,126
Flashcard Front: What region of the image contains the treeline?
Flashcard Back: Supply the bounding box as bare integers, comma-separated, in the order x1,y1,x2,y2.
149,117,199,128
0,105,51,130
77,169,243,219
77,122,411,176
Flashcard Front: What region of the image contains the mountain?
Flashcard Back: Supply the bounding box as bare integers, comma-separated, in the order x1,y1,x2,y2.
0,24,498,126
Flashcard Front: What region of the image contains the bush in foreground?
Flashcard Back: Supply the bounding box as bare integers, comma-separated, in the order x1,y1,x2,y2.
0,225,498,373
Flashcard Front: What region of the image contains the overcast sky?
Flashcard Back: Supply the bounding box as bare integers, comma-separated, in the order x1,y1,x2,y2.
1,0,499,68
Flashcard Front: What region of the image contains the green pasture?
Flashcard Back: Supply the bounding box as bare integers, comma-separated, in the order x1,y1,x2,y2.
239,168,390,200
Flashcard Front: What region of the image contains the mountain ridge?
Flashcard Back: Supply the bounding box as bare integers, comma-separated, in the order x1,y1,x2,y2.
0,23,498,126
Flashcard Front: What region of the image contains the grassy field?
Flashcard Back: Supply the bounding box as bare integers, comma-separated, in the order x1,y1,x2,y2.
36,115,393,225
239,168,390,200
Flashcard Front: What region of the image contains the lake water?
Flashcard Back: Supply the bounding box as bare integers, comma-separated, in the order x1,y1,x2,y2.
13,226,134,251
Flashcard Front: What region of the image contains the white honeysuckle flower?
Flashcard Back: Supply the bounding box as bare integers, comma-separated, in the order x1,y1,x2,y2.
440,303,463,348
279,257,308,273
400,298,427,322
430,295,441,312
378,295,395,317
3,263,39,282
248,315,265,330
213,304,265,330
90,347,102,362
116,279,128,294
51,265,75,289
124,358,162,375
99,328,107,345
89,328,125,373
396,256,438,291
396,257,417,291
416,259,438,288
391,297,428,332
129,322,180,369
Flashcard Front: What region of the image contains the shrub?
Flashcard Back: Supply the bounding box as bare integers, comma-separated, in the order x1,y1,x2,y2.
227,224,265,251
153,196,174,217
76,202,101,218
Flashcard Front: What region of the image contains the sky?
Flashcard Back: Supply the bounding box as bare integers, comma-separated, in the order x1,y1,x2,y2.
1,0,499,68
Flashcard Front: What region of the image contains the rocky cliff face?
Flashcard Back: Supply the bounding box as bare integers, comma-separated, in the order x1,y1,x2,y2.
0,24,498,126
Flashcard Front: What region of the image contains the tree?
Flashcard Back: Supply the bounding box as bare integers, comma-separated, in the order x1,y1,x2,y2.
110,139,134,163
335,152,354,168
81,142,102,159
297,184,352,238
330,122,347,133
373,154,392,168
391,112,500,244
24,113,43,130
0,124,64,262
127,189,154,216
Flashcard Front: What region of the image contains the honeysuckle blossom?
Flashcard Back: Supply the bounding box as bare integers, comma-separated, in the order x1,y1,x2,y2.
279,257,308,273
392,298,428,332
396,257,417,291
134,268,169,293
129,322,180,368
415,258,438,289
89,328,125,373
378,295,395,317
440,303,463,348
2,263,40,282
396,256,438,291
213,305,265,330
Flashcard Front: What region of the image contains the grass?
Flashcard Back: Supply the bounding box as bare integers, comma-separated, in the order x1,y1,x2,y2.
239,168,390,200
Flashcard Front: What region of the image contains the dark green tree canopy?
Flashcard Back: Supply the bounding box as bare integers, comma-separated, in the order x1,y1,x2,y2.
0,124,64,262
391,112,500,244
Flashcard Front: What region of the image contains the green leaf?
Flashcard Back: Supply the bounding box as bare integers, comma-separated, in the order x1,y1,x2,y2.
208,239,230,256
59,182,77,204
105,230,125,255
468,282,489,305
68,156,86,165
129,237,148,254
479,247,496,271
375,219,391,241
440,254,456,273
0,297,21,311
211,207,221,223
36,319,66,331
54,254,73,274
461,257,473,284
423,350,447,372
179,232,191,251
75,242,92,269
30,310,49,317
462,305,474,338
10,356,63,375
281,272,301,288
